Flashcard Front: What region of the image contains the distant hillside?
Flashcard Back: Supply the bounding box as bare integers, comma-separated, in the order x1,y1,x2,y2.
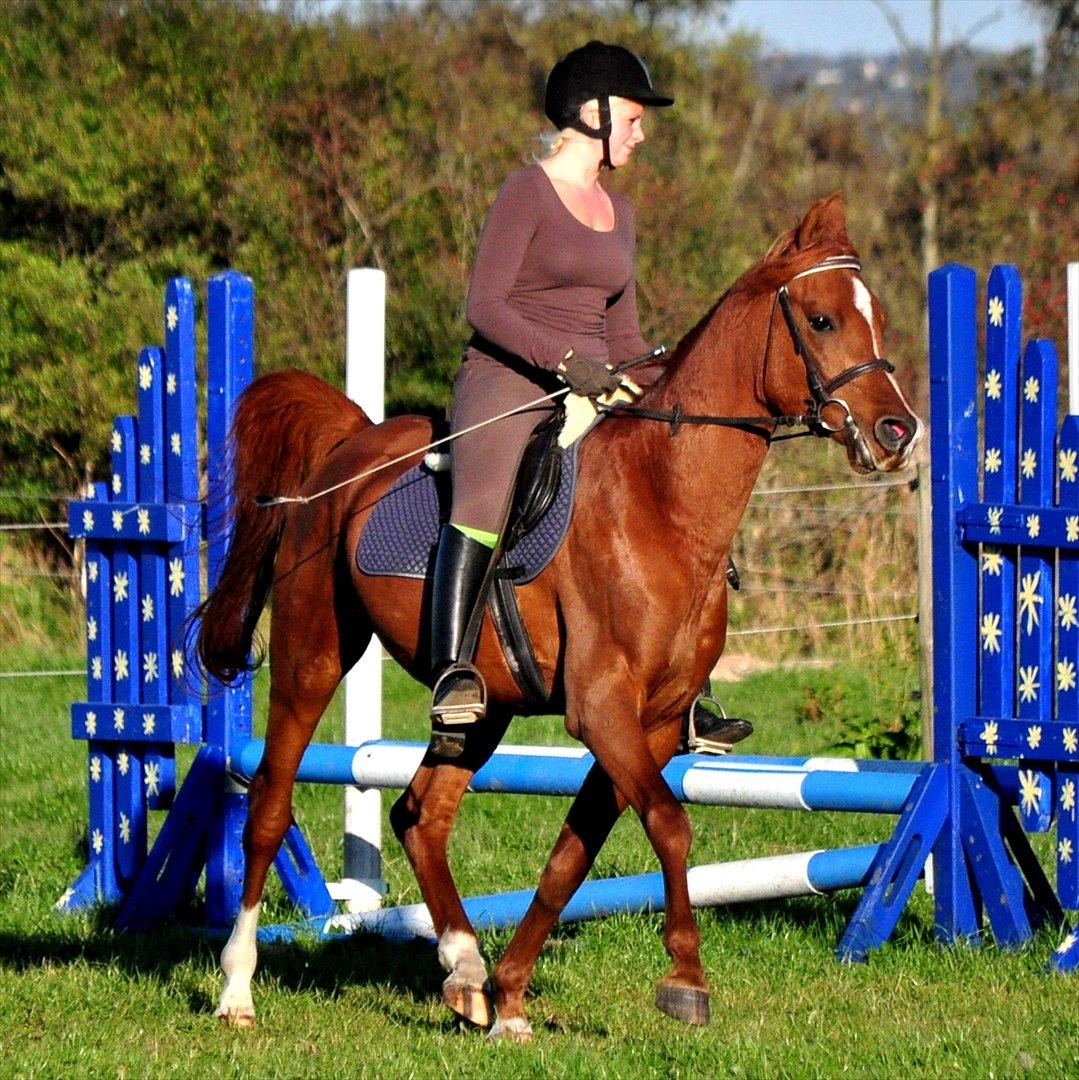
756,47,1036,118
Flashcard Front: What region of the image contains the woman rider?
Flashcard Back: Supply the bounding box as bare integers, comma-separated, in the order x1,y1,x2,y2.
428,41,673,748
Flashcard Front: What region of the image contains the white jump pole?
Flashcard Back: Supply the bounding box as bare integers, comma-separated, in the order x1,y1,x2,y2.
1068,262,1078,416
328,268,387,912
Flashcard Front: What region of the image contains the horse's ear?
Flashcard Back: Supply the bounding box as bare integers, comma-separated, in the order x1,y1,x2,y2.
794,192,850,248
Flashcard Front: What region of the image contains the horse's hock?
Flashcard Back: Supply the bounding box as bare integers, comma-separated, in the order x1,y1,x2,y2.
58,263,1079,975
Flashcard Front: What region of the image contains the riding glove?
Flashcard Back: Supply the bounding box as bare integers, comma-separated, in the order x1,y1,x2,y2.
557,350,622,399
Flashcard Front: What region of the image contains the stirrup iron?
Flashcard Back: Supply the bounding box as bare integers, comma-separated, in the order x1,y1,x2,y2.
430,662,487,757
682,687,753,756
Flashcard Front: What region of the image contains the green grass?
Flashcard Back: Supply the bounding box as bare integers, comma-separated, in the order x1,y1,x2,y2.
1,656,1076,1078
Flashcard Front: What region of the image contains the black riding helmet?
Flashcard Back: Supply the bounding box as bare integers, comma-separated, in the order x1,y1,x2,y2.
544,41,674,167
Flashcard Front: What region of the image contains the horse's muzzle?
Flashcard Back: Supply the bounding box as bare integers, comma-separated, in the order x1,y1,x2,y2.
874,416,917,456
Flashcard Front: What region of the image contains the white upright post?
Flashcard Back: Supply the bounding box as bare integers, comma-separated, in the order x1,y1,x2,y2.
328,268,387,912
1068,262,1078,416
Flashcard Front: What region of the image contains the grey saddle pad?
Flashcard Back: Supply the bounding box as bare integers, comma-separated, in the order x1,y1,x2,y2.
356,442,580,584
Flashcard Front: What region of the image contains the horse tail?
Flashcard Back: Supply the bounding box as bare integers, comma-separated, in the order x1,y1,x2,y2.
195,369,372,683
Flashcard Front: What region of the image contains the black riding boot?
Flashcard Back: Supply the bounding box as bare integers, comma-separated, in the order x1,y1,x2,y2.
429,525,496,753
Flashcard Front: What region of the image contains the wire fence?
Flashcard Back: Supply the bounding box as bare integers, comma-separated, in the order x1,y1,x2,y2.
2,470,923,680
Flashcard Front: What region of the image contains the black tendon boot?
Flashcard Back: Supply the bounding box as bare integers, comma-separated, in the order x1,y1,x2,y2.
429,526,497,757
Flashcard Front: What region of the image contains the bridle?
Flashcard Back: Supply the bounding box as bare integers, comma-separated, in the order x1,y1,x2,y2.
604,255,895,454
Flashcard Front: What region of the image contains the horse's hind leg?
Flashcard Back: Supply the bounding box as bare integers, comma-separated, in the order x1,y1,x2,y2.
389,706,512,1028
217,560,364,1027
216,672,343,1026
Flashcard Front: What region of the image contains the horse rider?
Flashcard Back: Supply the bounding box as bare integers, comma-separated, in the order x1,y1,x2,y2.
428,41,673,747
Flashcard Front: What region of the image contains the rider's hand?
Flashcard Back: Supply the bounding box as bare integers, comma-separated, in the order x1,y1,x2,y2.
557,350,622,399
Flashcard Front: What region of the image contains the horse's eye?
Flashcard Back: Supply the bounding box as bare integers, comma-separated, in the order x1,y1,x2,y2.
808,314,835,333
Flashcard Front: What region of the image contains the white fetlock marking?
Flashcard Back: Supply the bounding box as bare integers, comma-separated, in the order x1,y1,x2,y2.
216,903,260,1022
488,1015,533,1041
437,929,482,975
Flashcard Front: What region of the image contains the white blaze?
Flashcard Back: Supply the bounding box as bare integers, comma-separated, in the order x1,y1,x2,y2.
851,276,881,358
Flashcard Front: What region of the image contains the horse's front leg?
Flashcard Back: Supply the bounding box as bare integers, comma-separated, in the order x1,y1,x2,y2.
488,758,629,1040
573,683,708,1025
585,712,709,1026
389,706,512,1028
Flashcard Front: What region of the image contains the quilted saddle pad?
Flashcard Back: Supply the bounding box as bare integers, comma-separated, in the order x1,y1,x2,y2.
356,442,580,585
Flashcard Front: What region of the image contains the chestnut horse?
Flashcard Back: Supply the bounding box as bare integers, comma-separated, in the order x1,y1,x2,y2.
201,194,921,1036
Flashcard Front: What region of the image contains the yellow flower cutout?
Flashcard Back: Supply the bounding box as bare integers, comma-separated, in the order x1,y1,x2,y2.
985,447,1003,473
1064,728,1078,754
984,369,1002,400
988,296,1005,326
1018,769,1042,815
1018,665,1040,703
980,720,1000,754
1061,448,1078,483
1026,724,1042,749
1057,659,1076,693
1020,448,1037,479
1067,516,1079,543
1059,593,1078,630
980,612,1003,653
1024,376,1040,403
1017,571,1043,634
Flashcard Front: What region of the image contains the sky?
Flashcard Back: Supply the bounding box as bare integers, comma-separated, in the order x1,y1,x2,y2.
722,0,1044,56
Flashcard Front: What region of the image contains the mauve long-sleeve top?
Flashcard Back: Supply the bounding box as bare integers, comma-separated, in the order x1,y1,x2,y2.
464,164,650,372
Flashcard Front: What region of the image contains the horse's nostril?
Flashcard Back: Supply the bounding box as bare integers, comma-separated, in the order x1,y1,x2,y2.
875,417,912,452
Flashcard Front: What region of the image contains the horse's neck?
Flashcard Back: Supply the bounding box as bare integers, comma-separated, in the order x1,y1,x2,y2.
633,289,772,561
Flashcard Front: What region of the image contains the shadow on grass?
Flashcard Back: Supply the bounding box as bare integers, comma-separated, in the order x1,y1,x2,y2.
0,912,453,1022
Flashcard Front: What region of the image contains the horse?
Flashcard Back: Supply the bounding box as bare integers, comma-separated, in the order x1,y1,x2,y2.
199,193,922,1037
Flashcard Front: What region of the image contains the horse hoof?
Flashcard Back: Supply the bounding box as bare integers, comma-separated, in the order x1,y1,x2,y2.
442,975,492,1028
487,1014,533,1042
655,982,710,1026
216,1005,256,1029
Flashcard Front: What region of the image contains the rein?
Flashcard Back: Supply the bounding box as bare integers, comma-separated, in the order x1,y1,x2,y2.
253,259,893,508
602,256,894,444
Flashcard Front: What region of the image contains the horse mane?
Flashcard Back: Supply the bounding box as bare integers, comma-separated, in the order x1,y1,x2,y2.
661,235,858,376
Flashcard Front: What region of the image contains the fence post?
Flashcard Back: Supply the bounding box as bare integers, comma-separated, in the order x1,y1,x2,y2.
334,267,388,912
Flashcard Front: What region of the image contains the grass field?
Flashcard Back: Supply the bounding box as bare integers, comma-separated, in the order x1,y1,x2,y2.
1,645,1076,1078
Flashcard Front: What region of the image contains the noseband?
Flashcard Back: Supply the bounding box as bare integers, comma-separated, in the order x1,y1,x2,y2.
605,255,895,450
775,256,895,443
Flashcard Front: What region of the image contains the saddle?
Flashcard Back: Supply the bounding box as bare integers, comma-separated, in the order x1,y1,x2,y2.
356,408,577,708
357,403,743,719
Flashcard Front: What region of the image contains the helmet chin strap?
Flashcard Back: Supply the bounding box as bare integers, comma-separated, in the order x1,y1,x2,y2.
598,96,614,169
569,96,615,169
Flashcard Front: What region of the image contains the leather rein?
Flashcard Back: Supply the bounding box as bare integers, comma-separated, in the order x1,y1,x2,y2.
603,256,895,445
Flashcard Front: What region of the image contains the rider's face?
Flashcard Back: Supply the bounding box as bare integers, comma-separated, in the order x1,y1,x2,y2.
606,97,646,167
